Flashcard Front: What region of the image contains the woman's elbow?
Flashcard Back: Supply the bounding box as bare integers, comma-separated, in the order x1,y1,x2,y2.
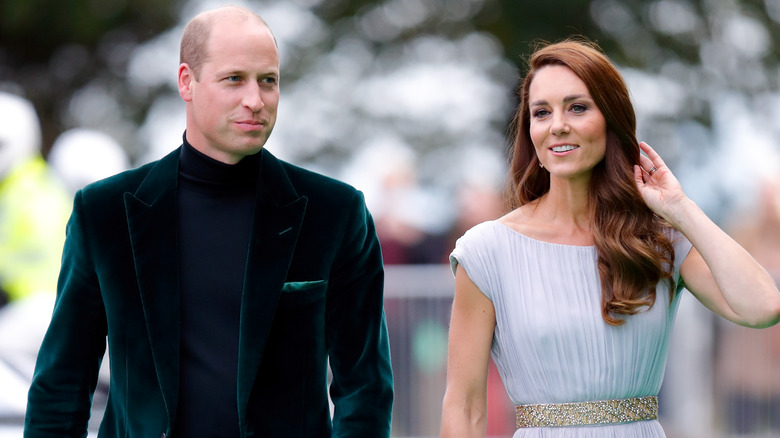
761,294,780,327
740,292,780,328
440,391,487,437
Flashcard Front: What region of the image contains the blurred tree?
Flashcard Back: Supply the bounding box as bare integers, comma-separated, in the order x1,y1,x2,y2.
475,1,610,64
0,0,179,155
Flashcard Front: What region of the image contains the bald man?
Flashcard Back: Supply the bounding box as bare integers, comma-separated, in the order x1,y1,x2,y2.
25,7,393,438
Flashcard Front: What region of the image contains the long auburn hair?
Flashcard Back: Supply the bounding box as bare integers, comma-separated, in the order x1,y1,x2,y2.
506,39,675,326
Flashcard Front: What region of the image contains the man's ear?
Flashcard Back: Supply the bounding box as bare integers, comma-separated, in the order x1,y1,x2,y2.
178,63,194,102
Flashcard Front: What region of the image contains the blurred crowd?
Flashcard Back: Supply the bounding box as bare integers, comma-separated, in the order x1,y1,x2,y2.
1,89,779,437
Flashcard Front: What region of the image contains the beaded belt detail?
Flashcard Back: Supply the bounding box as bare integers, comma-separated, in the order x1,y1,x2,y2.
515,396,658,428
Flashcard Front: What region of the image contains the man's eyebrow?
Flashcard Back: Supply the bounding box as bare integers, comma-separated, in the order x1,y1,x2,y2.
215,69,245,76
216,69,279,77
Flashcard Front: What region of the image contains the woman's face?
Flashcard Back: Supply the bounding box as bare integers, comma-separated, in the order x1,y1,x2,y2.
528,65,607,183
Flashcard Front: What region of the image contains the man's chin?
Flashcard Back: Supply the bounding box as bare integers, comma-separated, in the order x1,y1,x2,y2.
235,140,267,158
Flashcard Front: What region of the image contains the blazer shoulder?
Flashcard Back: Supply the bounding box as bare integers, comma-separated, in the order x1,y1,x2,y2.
278,159,362,203
79,148,180,203
77,161,154,205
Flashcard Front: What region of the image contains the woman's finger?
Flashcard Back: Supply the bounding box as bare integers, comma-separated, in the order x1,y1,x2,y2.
633,164,645,186
638,153,654,171
639,142,667,168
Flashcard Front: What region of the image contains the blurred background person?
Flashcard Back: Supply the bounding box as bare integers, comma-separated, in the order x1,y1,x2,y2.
0,91,70,306
716,179,780,436
342,140,451,434
342,138,451,266
0,91,71,423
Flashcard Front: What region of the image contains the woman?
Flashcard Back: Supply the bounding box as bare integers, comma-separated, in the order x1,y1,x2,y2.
440,39,780,437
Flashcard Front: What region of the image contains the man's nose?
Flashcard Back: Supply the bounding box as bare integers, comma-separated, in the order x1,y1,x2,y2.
242,83,265,112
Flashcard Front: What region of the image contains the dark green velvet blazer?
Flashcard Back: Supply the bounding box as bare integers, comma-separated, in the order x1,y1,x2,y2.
24,147,393,437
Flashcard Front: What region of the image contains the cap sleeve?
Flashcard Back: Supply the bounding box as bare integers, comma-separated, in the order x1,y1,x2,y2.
449,222,497,302
665,227,693,291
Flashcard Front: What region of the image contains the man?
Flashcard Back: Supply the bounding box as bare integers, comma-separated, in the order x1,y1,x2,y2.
24,6,393,437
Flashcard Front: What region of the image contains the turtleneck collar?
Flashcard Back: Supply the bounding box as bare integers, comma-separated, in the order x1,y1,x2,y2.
179,133,261,188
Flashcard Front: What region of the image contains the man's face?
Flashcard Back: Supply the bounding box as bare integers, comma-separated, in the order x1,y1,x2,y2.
178,18,280,164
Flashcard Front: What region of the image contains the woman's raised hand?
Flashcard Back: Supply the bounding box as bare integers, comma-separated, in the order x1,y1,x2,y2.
633,141,688,225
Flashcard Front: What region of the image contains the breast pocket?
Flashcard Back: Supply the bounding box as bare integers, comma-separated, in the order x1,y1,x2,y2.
279,280,327,308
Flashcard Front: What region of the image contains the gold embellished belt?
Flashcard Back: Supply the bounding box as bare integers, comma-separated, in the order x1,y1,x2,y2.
515,395,658,428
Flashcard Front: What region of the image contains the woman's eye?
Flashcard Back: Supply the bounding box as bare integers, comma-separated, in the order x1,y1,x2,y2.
571,103,587,113
533,109,550,118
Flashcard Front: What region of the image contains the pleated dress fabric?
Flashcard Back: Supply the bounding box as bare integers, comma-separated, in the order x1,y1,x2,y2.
450,221,693,437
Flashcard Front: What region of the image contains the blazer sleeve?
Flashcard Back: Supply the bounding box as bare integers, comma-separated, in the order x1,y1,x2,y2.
25,190,107,437
325,190,393,438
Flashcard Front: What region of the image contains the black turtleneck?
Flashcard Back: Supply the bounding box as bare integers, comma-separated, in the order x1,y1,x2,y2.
175,137,260,437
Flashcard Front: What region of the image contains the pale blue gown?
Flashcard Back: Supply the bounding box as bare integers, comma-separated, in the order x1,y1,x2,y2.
450,221,693,437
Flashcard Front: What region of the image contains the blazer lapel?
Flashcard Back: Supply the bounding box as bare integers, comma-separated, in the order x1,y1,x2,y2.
123,148,181,422
237,149,307,426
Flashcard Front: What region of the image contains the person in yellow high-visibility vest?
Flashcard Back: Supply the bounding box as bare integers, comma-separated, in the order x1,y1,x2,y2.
0,91,71,305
